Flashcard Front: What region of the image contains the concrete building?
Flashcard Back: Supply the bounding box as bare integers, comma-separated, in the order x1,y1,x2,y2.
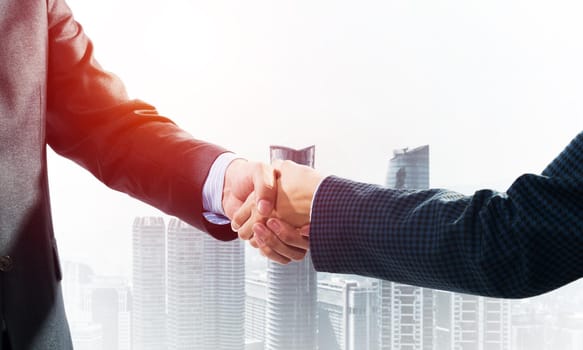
318,278,379,350
436,292,512,350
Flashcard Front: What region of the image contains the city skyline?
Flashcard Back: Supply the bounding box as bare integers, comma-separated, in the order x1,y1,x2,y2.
62,143,583,350
62,214,583,350
50,1,583,349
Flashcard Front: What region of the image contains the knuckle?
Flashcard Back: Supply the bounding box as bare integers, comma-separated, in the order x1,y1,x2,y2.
291,251,306,261
238,230,250,240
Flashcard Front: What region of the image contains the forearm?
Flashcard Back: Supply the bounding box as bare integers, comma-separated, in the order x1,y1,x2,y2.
310,173,583,298
45,0,237,238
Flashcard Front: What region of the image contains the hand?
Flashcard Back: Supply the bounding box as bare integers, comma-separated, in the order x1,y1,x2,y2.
269,160,324,226
251,219,310,264
231,192,309,264
222,159,277,221
232,159,323,236
232,160,323,263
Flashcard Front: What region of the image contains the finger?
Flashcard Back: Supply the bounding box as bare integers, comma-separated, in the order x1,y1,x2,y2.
298,224,310,237
254,223,307,261
256,242,291,265
253,163,277,216
231,192,256,233
237,211,263,241
267,218,309,250
249,237,259,249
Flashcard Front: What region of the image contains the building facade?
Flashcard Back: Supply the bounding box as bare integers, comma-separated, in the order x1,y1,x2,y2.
167,218,205,350
265,145,318,350
132,217,166,350
318,278,379,350
245,273,268,345
381,145,433,350
167,218,246,350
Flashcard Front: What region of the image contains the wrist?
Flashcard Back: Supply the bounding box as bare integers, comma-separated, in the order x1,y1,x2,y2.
275,170,323,227
222,158,248,217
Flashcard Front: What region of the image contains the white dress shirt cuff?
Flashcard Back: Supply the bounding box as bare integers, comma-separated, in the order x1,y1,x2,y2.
202,152,243,224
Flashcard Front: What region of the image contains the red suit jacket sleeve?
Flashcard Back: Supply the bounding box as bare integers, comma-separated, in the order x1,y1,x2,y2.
45,0,237,241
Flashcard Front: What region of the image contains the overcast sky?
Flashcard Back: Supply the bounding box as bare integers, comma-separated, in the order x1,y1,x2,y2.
49,0,583,276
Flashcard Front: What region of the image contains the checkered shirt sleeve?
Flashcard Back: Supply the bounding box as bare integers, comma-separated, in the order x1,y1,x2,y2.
310,131,583,298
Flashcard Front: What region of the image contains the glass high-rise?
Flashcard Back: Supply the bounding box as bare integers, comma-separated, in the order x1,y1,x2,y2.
200,232,245,350
381,145,433,350
265,145,318,350
132,217,166,350
245,273,268,345
166,219,245,350
81,276,131,350
167,218,205,350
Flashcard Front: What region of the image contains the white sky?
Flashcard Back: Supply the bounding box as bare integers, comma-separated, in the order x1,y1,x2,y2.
49,0,583,276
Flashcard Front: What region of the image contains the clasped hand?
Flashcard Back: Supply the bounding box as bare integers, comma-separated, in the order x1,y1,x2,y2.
223,159,323,264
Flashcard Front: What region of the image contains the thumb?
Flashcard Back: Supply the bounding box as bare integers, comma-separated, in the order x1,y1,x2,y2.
253,163,278,216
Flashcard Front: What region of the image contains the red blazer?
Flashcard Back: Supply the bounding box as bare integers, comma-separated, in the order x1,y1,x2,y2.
0,0,236,348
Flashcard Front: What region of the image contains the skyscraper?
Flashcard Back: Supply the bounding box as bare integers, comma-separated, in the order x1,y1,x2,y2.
81,276,132,350
265,145,318,350
381,145,433,350
166,218,245,350
200,232,245,350
167,218,205,350
318,278,379,350
245,273,268,345
132,217,166,350
439,294,511,350
70,322,103,350
482,297,512,350
385,146,429,190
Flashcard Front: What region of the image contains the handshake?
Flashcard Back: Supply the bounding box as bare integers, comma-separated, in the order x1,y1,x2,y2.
221,159,324,264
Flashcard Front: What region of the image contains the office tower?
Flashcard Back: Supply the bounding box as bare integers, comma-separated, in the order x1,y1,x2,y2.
548,314,583,350
436,292,512,350
385,146,429,190
132,217,166,350
62,261,95,323
454,294,480,350
80,276,132,350
482,297,512,350
166,219,245,350
381,145,433,350
167,219,205,350
245,273,268,345
454,295,512,350
318,278,379,350
71,322,103,350
435,291,455,349
265,145,317,350
200,232,245,350
511,304,563,350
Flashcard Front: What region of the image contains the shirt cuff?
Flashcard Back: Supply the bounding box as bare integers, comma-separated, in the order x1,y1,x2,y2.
202,152,243,223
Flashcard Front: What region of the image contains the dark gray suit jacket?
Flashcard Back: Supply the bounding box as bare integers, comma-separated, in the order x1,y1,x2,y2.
0,0,237,348
311,132,583,299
